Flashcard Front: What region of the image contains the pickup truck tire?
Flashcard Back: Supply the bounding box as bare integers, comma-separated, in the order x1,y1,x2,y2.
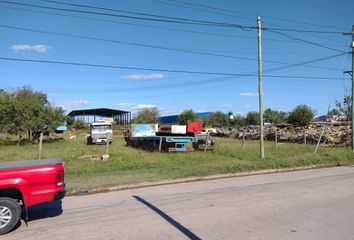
0,198,21,235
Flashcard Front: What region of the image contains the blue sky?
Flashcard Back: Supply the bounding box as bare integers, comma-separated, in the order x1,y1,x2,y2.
0,0,353,116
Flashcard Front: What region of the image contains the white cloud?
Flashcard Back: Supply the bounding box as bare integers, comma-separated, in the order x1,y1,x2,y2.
135,104,157,109
113,103,157,110
113,103,136,108
53,99,89,111
240,92,258,97
11,44,51,53
122,73,164,80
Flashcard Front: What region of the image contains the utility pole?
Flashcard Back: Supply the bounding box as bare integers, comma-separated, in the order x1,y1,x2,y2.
344,25,354,150
352,25,354,150
257,16,265,159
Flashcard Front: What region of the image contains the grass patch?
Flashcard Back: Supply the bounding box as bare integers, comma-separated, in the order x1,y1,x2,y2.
0,132,353,192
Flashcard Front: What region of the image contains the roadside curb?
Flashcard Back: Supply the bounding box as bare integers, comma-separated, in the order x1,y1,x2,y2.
66,163,353,196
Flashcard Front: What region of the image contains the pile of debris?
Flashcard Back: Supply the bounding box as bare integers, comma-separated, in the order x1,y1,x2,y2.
213,123,352,147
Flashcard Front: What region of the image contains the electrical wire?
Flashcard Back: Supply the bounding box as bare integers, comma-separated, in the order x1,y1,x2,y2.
0,1,256,29
155,0,346,31
1,1,347,34
0,5,274,42
263,29,347,53
39,0,346,34
0,4,346,50
150,0,348,47
0,24,345,72
0,56,350,81
148,0,255,22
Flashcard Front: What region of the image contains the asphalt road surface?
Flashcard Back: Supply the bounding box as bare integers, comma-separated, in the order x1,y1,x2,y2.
3,166,354,240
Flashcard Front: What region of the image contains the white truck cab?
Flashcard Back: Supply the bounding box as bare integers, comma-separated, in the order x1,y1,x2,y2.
87,121,113,144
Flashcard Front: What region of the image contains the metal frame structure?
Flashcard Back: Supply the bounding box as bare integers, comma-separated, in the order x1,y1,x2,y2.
68,108,131,125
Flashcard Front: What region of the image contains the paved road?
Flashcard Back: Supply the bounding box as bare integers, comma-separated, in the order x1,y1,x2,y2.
3,166,354,240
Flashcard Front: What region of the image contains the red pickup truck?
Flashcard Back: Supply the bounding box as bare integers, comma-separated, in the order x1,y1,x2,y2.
0,158,66,235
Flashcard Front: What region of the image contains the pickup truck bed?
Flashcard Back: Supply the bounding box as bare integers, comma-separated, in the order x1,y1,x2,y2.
0,158,66,235
0,158,63,170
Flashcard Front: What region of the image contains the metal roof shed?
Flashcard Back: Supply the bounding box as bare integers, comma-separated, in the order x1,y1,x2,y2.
68,108,131,125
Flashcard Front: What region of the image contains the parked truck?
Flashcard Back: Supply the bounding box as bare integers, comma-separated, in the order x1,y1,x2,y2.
0,158,66,235
87,121,113,144
125,122,215,152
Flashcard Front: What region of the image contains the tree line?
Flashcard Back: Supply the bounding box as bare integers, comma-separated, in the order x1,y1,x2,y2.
0,87,66,145
132,94,352,128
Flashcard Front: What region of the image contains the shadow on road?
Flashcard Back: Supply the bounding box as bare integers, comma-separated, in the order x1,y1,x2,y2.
132,195,201,240
27,200,63,221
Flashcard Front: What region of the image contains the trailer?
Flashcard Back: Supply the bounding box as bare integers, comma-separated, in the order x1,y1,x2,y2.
124,122,215,152
126,135,198,152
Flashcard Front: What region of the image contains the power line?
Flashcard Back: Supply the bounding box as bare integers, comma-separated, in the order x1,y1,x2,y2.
0,24,346,71
0,24,260,62
262,27,343,34
148,0,255,22
0,4,346,50
40,0,248,26
41,78,254,98
0,5,257,39
0,1,256,30
44,0,346,34
262,53,348,73
0,56,350,81
0,5,276,42
263,29,347,53
150,0,347,47
1,0,347,35
155,0,346,31
5,1,346,54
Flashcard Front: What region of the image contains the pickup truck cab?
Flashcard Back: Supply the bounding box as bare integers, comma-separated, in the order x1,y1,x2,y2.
0,158,65,235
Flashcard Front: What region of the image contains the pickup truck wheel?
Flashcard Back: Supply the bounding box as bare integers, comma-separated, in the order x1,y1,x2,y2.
0,198,21,235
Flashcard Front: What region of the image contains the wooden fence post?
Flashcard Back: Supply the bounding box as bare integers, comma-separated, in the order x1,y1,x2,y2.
242,133,245,149
315,125,326,153
38,132,43,159
159,136,163,152
303,128,307,145
204,133,209,151
106,132,110,155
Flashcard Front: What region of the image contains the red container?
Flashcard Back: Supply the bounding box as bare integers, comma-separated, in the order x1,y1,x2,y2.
187,121,202,134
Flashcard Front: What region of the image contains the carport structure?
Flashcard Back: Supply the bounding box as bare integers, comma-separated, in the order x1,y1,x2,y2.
68,108,131,125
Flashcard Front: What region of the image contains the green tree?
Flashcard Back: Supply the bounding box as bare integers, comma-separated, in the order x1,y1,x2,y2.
328,108,340,116
335,95,352,120
205,111,228,127
14,86,48,106
288,105,317,127
0,87,66,143
263,108,287,124
0,90,12,132
71,119,88,130
245,111,259,125
132,107,160,124
229,114,247,127
2,98,27,145
177,109,199,125
66,116,75,126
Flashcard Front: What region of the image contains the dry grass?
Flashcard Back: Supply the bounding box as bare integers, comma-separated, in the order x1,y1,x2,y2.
0,131,353,192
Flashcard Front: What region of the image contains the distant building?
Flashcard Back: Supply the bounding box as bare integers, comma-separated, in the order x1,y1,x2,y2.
67,108,131,125
160,112,214,124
